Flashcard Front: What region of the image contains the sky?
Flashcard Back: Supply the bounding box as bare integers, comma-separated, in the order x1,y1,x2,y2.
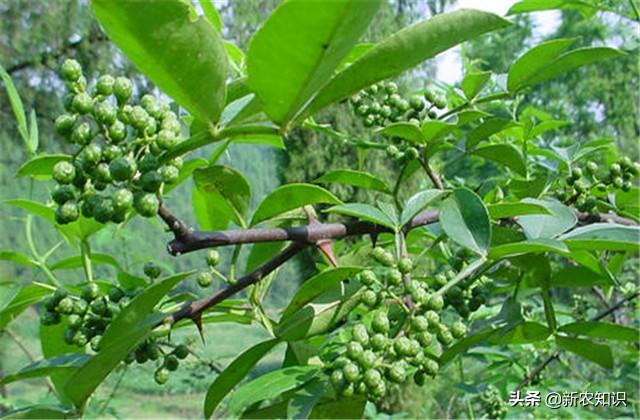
436,0,562,83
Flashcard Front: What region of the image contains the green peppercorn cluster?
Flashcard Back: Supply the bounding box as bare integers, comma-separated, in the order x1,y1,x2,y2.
479,385,507,419
51,59,184,225
350,82,447,128
124,339,190,386
323,247,470,400
195,250,221,288
554,158,638,213
40,283,133,351
439,272,490,319
571,294,589,320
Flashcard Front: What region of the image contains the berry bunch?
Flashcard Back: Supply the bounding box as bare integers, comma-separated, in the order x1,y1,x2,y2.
479,386,508,419
554,158,638,213
40,283,134,351
439,272,490,319
195,250,221,288
323,247,471,400
51,59,184,225
124,340,190,386
349,82,447,128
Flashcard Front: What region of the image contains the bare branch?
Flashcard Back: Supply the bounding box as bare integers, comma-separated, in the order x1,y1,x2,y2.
167,242,307,325
517,291,640,390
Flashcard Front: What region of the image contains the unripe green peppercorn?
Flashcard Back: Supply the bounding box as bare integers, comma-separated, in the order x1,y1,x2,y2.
346,341,364,360
387,363,406,383
173,344,189,359
197,271,213,288
451,321,467,339
114,77,133,104
359,270,377,286
61,59,82,82
352,324,369,345
55,201,79,224
72,92,93,114
143,262,161,279
52,184,75,204
398,257,413,274
54,114,77,135
154,367,170,385
361,289,378,307
134,193,159,217
53,161,76,184
343,363,360,383
372,311,390,334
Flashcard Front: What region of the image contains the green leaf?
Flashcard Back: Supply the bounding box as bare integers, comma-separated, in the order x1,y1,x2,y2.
487,201,550,219
5,199,55,223
247,0,382,124
0,64,30,153
473,144,526,176
524,47,625,89
508,0,598,16
492,322,551,345
0,282,20,312
461,71,491,100
558,223,640,251
440,188,491,256
309,398,367,419
326,203,396,230
0,353,90,385
252,184,341,226
529,120,570,138
337,43,375,71
203,338,281,418
508,38,624,92
232,134,285,149
489,239,568,259
556,335,613,369
91,0,228,122
0,284,51,329
287,379,329,420
456,110,491,126
440,328,498,365
64,271,192,407
400,189,446,227
551,265,610,288
276,282,361,341
225,366,319,417
508,38,578,92
49,253,121,271
193,165,252,229
40,322,82,405
0,250,38,268
509,175,548,199
2,405,70,419
28,110,39,154
421,120,456,142
281,266,363,320
198,0,222,31
376,122,424,143
518,199,576,239
16,154,71,179
466,118,517,149
314,169,391,194
305,9,511,117
559,321,638,342
219,95,255,127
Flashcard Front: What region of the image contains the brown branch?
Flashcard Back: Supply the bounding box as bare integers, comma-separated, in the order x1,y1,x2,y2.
167,242,307,325
418,157,444,190
517,291,640,390
159,202,636,257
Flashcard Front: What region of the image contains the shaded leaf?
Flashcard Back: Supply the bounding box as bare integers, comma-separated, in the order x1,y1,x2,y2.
326,203,396,230
467,118,517,149
0,353,90,385
440,188,491,255
556,335,613,369
559,223,640,251
473,143,526,176
193,165,251,229
487,201,550,219
376,122,423,143
559,321,638,342
518,199,576,239
17,154,70,179
489,239,568,259
461,71,491,99
400,189,446,227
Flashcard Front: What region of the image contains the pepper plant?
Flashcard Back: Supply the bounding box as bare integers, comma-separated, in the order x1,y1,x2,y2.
1,0,638,418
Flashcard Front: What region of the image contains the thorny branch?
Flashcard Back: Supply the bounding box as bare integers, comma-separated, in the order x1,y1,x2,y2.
166,242,307,326
158,201,638,329
516,291,640,390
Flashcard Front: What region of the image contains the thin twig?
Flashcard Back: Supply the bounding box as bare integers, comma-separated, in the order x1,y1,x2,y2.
167,242,307,325
2,328,56,393
418,157,444,190
516,291,640,390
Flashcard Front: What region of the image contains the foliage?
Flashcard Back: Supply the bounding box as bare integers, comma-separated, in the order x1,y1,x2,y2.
0,1,639,419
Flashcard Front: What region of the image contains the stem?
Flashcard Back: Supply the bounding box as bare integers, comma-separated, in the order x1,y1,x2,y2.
418,156,444,190
438,92,510,120
80,240,93,283
629,0,640,20
98,365,127,415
